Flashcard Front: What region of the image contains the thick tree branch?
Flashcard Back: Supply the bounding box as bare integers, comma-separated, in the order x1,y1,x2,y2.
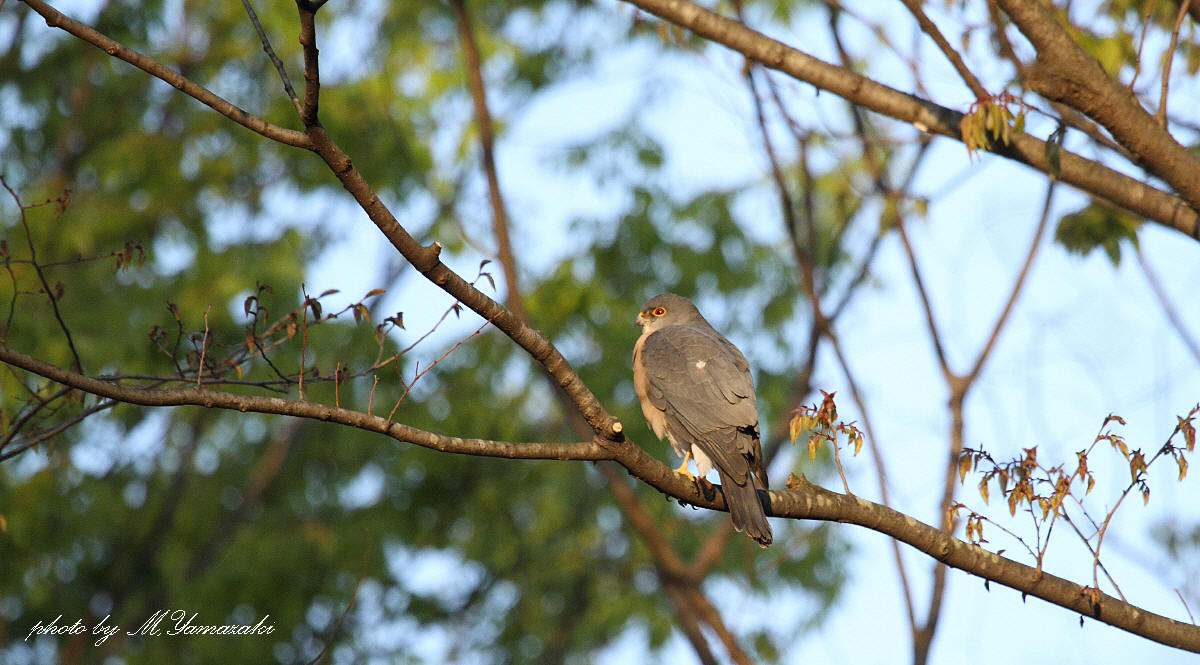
289,4,621,440
0,344,608,462
6,341,1198,652
12,1,1200,655
994,0,1200,213
451,6,747,657
621,0,1200,240
773,475,1200,653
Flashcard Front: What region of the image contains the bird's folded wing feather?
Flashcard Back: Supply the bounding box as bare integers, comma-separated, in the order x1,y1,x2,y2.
641,325,758,476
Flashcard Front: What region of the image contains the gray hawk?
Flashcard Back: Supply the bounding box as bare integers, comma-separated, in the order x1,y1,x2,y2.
632,293,772,546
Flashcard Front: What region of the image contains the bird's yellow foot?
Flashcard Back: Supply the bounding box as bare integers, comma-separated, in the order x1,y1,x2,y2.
672,451,695,482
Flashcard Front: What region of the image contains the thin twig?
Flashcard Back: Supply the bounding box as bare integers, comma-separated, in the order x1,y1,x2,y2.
1,177,83,372
1136,247,1200,364
304,536,370,665
196,305,212,388
0,399,116,462
1177,590,1197,625
239,0,303,115
965,178,1056,385
386,317,493,422
0,386,72,449
894,220,951,378
18,0,310,147
900,0,989,99
299,286,308,400
1059,511,1126,602
1128,0,1156,91
1156,0,1191,126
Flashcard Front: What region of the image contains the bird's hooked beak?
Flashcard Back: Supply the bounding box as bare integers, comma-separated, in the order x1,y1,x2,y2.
635,312,649,328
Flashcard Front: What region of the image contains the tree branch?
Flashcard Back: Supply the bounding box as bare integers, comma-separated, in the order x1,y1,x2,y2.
17,0,311,148
965,177,1055,385
289,3,621,440
995,0,1200,213
239,0,302,116
11,1,1200,656
1155,0,1191,127
452,0,527,322
451,5,749,660
0,344,608,462
4,342,1199,651
621,0,1200,241
899,0,988,100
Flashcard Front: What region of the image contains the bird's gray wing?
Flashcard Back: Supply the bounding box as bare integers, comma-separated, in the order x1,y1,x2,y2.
640,324,759,471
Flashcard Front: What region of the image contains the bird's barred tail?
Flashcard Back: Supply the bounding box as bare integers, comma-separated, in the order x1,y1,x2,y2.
721,471,772,547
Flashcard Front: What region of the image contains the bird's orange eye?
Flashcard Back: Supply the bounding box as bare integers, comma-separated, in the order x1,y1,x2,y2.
652,307,666,317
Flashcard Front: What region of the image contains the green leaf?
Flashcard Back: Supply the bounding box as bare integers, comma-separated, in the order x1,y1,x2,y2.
1054,201,1142,265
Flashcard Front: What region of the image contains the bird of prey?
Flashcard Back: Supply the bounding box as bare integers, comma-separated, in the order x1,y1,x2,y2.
632,293,772,546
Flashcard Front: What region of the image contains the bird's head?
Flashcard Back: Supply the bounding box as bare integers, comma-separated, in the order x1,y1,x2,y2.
635,293,702,333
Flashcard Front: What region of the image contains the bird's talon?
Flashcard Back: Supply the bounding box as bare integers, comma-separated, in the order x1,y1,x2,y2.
671,452,695,481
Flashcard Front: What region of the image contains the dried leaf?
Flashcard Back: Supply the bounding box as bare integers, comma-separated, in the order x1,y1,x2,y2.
1179,414,1196,452
807,433,820,462
1129,450,1147,482
818,390,837,425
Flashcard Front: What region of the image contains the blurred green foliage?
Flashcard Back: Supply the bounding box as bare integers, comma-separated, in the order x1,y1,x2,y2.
0,2,848,663
1054,201,1141,265
5,0,1193,661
